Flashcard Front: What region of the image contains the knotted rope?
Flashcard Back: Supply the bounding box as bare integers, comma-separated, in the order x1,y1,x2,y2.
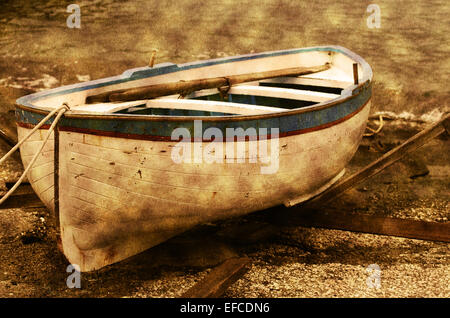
364,114,384,137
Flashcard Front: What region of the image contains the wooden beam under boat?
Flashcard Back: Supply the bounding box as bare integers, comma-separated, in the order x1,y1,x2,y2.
85,63,331,104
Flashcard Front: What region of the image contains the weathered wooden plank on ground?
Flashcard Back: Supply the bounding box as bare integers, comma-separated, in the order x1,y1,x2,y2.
306,113,449,207
290,209,450,243
181,257,251,298
279,114,450,242
443,113,450,134
0,183,44,209
0,113,18,146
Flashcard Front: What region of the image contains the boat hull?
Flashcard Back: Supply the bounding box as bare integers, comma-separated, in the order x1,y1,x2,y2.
15,46,373,271
17,99,370,271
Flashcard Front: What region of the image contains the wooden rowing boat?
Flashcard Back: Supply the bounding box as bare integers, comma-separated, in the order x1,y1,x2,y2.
14,46,372,271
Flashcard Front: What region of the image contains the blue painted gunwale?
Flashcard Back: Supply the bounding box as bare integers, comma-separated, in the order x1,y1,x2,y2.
15,46,372,140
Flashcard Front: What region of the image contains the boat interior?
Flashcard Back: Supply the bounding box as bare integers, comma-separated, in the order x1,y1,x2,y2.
73,75,353,117
25,48,368,117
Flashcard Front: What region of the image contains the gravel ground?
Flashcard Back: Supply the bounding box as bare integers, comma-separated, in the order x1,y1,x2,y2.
225,229,449,298
0,0,449,298
0,120,448,299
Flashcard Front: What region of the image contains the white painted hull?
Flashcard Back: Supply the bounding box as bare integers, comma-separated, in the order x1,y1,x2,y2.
18,100,370,270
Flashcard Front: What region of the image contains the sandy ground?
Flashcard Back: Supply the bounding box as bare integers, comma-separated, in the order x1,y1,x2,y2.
0,0,449,298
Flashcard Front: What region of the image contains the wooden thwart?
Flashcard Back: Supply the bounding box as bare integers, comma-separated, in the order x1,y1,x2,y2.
86,64,330,103
181,257,251,298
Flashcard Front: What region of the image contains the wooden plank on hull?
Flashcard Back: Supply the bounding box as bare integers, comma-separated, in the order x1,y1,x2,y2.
181,257,251,298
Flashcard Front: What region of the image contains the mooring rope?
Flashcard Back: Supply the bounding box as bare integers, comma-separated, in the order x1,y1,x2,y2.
364,114,384,137
0,105,69,205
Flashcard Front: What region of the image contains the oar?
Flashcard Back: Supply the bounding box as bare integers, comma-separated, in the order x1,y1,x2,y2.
86,63,331,104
